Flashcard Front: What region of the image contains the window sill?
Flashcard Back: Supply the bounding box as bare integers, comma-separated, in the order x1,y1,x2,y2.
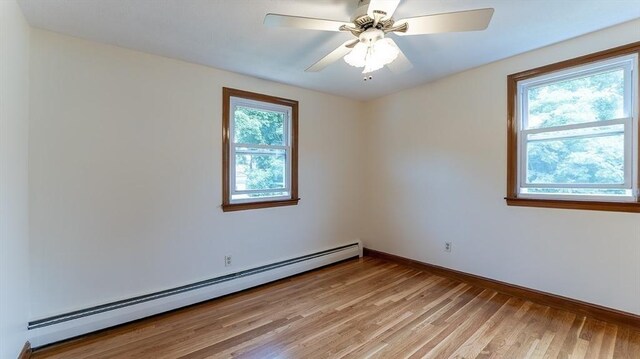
505,197,640,213
222,198,300,212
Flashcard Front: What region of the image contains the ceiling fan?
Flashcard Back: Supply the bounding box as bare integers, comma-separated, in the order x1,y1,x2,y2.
264,0,494,75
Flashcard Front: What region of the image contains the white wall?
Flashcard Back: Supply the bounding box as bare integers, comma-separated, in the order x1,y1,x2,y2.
28,29,365,319
362,19,640,315
0,0,31,357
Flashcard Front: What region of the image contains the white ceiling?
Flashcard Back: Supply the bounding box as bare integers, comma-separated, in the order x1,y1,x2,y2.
17,0,640,100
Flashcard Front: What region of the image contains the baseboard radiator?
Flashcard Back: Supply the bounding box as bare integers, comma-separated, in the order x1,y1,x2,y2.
28,241,362,348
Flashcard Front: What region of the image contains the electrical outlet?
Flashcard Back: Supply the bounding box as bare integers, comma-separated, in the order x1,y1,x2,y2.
224,255,232,267
444,242,452,253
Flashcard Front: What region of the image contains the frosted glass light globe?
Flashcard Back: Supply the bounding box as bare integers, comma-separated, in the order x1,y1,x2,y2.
343,29,400,74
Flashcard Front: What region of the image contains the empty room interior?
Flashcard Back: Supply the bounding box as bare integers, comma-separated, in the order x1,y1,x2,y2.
2,0,640,358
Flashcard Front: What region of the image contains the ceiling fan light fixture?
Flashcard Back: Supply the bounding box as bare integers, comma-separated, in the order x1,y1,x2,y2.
344,42,368,67
370,37,400,69
362,50,386,73
343,35,399,74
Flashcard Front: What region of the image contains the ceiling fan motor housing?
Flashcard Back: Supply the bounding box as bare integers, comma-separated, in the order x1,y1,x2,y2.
359,28,384,44
352,0,394,29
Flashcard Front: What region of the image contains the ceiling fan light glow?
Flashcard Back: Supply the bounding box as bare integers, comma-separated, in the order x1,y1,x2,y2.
344,42,368,67
362,58,385,74
343,36,399,74
371,38,400,67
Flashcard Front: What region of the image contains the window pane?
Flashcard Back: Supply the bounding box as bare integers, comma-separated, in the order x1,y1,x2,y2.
231,191,289,201
234,106,285,145
526,68,624,129
235,150,286,191
526,133,624,185
521,188,632,197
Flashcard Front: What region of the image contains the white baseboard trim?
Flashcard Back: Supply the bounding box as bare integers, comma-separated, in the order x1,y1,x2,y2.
29,241,361,348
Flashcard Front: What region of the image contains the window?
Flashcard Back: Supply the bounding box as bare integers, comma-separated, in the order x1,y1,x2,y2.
222,88,299,212
506,42,640,212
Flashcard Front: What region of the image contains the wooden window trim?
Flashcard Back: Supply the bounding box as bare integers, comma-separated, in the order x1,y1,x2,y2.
222,87,299,212
506,42,640,213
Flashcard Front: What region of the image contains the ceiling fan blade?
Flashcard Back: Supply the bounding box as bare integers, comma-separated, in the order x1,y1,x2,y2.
306,39,359,72
385,40,413,73
394,8,494,36
367,0,401,20
264,14,351,32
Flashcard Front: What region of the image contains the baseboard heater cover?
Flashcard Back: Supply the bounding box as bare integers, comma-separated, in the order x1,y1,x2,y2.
29,241,361,347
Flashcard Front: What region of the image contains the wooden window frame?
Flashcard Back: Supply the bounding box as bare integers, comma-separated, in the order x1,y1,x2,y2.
506,42,640,213
222,87,299,212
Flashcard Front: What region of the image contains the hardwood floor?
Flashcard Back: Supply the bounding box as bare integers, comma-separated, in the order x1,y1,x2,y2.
32,257,640,358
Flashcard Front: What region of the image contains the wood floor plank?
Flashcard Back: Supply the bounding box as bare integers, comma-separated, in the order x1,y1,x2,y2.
475,301,538,358
448,297,526,358
558,314,587,358
597,323,619,359
540,309,577,359
32,257,640,359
